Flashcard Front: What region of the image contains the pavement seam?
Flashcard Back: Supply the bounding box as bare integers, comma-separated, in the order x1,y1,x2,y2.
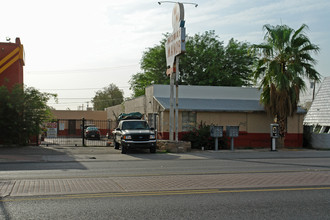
8,180,16,197
107,178,127,192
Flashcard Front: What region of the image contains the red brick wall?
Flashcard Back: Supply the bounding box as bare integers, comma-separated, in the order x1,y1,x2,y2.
0,38,24,88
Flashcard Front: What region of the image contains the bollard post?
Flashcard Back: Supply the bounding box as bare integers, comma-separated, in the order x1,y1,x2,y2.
215,137,218,151
226,126,239,151
271,137,276,151
210,126,223,151
82,118,85,146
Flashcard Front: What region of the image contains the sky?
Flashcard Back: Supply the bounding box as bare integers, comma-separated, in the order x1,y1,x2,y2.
1,0,329,110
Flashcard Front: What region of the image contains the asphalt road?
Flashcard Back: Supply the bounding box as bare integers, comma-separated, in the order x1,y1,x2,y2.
1,147,330,219
1,187,330,219
1,152,330,179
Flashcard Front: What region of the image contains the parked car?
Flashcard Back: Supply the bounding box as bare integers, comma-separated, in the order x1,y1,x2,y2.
84,126,101,140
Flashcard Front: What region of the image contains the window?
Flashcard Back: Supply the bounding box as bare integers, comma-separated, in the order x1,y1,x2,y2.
313,125,322,133
122,121,149,130
182,112,196,131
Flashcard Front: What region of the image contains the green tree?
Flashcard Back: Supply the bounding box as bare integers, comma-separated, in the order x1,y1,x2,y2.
0,84,56,145
129,31,256,97
253,24,320,137
180,31,225,85
222,38,255,86
92,83,124,110
181,34,255,86
129,36,169,97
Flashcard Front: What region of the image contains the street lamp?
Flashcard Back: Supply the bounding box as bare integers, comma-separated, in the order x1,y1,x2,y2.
158,1,198,7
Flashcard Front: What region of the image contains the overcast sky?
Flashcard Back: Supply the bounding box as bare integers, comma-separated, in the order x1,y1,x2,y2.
2,0,329,110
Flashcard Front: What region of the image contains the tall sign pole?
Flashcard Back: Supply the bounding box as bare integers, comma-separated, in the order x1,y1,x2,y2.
160,1,197,141
169,70,175,141
175,57,179,141
164,2,185,141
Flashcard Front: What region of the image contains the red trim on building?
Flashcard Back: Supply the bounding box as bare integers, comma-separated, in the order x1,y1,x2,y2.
284,133,303,148
158,131,303,148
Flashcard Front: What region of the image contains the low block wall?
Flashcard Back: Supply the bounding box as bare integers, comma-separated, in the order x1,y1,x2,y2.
157,140,191,153
311,133,330,149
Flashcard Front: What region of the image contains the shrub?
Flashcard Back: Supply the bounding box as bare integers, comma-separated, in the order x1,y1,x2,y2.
0,84,56,145
182,121,227,150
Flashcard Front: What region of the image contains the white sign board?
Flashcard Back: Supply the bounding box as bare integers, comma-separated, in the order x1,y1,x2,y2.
46,122,57,138
165,3,185,76
59,122,65,131
47,128,57,138
172,2,184,30
165,27,185,75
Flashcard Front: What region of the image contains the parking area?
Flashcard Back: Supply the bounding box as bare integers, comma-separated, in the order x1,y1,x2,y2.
42,119,115,147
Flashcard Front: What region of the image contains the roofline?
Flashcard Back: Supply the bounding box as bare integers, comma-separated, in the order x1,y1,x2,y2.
153,97,307,114
153,96,166,110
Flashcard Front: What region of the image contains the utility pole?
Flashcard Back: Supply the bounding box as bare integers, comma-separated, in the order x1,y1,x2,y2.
175,57,179,141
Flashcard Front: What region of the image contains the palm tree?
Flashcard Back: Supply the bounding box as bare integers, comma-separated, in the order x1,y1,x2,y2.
253,24,320,138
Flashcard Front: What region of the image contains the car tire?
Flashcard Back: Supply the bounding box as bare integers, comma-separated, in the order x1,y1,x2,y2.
150,147,156,153
121,146,127,154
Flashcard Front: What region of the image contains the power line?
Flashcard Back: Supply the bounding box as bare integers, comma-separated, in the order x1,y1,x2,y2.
39,86,130,91
48,97,124,104
55,98,93,100
26,64,139,75
55,97,124,100
48,102,87,105
41,88,101,91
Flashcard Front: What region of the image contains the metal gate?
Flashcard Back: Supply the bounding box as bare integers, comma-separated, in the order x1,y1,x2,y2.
41,119,117,147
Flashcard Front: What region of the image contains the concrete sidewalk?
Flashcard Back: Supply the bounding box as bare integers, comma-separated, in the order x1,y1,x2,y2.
1,170,330,198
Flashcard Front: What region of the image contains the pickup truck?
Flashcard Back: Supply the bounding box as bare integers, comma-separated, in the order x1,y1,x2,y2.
112,119,157,154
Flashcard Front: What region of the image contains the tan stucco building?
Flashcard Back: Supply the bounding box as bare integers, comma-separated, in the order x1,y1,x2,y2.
106,85,306,148
50,110,108,137
52,110,107,121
